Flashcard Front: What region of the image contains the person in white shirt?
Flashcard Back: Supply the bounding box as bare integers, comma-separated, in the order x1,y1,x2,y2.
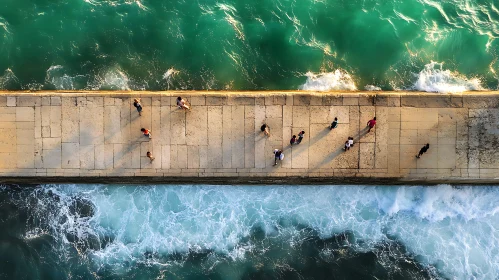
344,140,351,151
273,149,283,165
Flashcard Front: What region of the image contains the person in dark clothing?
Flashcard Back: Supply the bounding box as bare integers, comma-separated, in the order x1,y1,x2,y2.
133,98,142,116
416,143,430,158
297,131,305,144
261,124,270,137
330,117,338,130
290,135,297,145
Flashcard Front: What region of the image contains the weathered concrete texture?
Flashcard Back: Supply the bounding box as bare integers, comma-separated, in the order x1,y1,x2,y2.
0,91,499,182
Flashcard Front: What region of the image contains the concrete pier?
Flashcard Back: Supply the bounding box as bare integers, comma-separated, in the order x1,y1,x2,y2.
0,91,499,184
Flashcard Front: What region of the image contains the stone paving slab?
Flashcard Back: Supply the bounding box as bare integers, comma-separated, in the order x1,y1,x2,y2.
0,91,498,182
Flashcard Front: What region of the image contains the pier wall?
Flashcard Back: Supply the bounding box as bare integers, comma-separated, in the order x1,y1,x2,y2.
0,91,498,184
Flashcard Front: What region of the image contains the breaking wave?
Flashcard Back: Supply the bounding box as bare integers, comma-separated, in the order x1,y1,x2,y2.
299,70,357,91
2,184,499,279
413,62,484,93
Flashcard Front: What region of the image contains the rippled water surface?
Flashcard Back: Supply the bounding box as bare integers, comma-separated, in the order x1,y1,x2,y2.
0,0,498,91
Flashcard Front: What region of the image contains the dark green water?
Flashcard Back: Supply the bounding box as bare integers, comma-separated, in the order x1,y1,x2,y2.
0,0,498,91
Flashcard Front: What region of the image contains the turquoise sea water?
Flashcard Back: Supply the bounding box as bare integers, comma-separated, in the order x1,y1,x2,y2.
1,184,499,279
0,0,498,91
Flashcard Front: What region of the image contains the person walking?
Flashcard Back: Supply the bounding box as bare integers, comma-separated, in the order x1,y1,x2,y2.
177,96,191,110
297,131,305,144
273,149,284,166
367,117,376,133
290,135,297,145
146,151,155,162
261,124,270,137
344,140,351,151
141,128,152,139
416,144,430,158
133,98,142,116
330,117,338,130
348,137,354,147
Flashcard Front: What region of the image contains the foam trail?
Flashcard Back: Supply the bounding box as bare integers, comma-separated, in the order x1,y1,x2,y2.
0,16,11,34
0,69,19,88
88,67,130,90
45,65,75,90
414,62,484,93
299,70,357,91
364,84,382,91
13,184,499,279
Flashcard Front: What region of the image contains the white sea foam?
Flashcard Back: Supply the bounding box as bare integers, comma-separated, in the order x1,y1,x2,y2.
0,16,11,34
44,65,146,90
364,84,382,91
163,67,179,90
0,68,19,88
23,184,499,279
45,65,76,90
88,67,131,90
414,62,484,93
216,3,245,40
84,0,149,11
420,0,499,39
132,0,149,11
299,70,357,91
163,67,178,80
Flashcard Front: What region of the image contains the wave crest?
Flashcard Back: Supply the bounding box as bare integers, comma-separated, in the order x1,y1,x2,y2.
364,84,382,91
88,67,131,90
0,69,19,89
299,70,357,91
46,65,76,90
413,62,484,93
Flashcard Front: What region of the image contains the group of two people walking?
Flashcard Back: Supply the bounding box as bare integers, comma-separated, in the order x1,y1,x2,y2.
342,117,376,151
289,131,305,145
261,124,284,165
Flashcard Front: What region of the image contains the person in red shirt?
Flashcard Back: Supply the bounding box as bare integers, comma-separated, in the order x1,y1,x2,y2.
141,128,152,139
367,117,376,133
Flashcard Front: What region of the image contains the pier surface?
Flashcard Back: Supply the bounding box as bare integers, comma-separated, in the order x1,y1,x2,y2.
0,91,498,184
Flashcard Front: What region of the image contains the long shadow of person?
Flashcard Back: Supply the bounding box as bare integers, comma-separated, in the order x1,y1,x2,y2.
308,126,371,171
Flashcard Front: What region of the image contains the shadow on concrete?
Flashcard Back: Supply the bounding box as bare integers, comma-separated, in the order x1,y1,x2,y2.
308,126,371,172
289,126,331,159
354,126,370,143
